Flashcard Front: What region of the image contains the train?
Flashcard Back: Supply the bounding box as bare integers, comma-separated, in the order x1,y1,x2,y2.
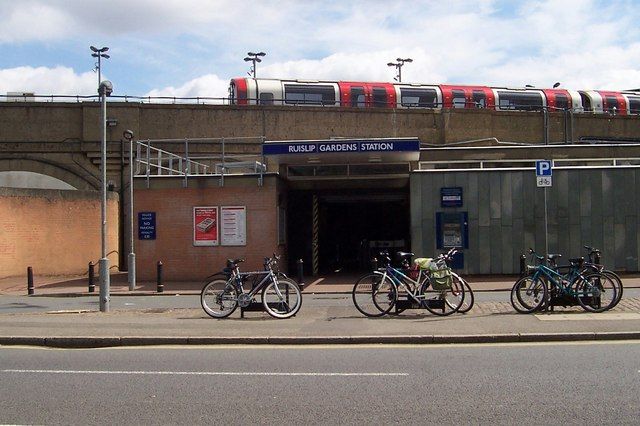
229,77,640,115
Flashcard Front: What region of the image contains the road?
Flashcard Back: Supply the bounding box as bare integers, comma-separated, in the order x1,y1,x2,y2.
1,341,639,424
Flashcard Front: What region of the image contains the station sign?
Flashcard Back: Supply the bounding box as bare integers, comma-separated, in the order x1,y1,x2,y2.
263,138,420,156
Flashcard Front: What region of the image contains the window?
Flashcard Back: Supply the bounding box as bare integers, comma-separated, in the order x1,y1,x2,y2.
629,97,640,114
580,93,592,112
555,93,569,110
284,84,336,105
400,88,438,107
472,90,486,108
604,96,618,114
350,87,365,107
259,93,274,105
372,87,387,107
452,90,466,108
497,91,543,111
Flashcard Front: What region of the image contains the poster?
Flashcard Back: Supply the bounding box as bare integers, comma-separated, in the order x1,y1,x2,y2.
221,206,246,246
193,206,218,246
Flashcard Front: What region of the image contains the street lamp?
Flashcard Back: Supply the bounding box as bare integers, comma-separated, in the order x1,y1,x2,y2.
90,46,110,88
244,51,266,78
553,82,561,88
123,129,136,291
387,57,412,82
99,79,113,313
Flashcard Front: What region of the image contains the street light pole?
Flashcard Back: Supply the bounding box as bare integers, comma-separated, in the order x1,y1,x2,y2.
244,51,266,78
123,130,136,291
387,57,413,82
98,80,113,312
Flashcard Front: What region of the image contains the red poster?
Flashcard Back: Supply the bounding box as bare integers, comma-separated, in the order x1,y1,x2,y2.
193,206,218,246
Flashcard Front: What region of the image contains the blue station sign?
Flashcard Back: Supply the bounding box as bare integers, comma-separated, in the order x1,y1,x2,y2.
263,138,420,156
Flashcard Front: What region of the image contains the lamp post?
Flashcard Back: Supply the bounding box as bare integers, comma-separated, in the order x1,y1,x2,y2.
244,52,266,78
90,46,110,88
99,80,113,312
387,57,412,82
123,130,136,291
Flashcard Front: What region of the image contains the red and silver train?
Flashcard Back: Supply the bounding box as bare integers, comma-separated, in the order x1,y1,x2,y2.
230,78,640,115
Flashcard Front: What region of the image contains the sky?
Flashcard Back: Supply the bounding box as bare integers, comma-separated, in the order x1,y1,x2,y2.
0,0,639,101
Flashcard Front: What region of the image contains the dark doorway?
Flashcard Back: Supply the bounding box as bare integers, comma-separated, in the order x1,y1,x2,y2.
287,190,410,275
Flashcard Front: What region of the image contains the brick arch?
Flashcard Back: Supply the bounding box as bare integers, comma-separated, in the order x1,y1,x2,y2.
0,157,98,190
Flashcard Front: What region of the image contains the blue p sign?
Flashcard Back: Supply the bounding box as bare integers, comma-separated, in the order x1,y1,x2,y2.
536,160,552,176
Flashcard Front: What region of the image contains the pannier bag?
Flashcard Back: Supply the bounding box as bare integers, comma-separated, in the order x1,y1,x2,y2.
414,258,453,290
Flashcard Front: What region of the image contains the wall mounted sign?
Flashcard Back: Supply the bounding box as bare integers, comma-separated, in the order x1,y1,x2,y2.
263,138,420,155
193,206,218,246
221,206,246,246
138,212,156,240
440,187,463,208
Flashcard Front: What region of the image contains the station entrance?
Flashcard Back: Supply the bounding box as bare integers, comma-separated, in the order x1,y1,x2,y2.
287,189,410,276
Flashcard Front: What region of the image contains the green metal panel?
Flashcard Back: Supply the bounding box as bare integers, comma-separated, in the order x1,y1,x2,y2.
500,173,513,226
478,173,490,226
489,173,501,219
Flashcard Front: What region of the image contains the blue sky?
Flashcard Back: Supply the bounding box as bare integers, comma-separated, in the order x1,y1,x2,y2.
0,0,639,100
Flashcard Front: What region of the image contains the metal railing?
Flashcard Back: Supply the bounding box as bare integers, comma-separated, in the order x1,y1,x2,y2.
135,136,267,187
418,156,640,172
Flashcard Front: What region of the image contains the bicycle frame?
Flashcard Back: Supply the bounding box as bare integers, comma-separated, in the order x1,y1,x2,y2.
374,265,427,304
227,261,287,301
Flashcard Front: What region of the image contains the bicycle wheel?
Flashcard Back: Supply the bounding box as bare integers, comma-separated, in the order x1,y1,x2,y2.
201,278,238,318
510,276,547,314
575,273,617,313
419,274,465,316
457,277,475,314
352,273,396,317
602,270,623,308
261,277,302,319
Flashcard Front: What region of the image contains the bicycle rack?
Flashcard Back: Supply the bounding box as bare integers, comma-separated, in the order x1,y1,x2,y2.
239,283,295,318
393,295,445,314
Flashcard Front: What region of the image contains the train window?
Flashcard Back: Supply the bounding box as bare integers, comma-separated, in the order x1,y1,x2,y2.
452,90,466,108
259,93,274,105
580,93,592,112
554,93,569,111
497,91,543,111
604,95,618,114
351,87,365,107
400,88,437,107
472,90,486,108
372,87,387,107
629,97,640,114
284,84,336,105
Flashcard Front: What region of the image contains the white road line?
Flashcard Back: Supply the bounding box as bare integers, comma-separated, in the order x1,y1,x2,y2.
1,369,408,377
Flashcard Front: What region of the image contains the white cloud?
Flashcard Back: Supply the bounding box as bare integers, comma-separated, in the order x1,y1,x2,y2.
144,74,230,101
0,66,96,95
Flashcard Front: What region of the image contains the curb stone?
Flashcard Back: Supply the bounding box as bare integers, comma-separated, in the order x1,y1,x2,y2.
1,332,640,348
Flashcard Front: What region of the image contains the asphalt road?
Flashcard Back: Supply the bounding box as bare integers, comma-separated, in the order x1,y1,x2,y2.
1,341,639,424
2,289,639,314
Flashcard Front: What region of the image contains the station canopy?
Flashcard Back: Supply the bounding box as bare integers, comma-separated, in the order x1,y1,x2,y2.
262,137,420,165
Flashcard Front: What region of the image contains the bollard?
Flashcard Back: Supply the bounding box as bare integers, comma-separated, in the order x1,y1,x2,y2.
27,266,34,295
371,257,378,271
156,261,164,293
88,262,95,293
297,258,304,291
519,254,527,277
594,251,601,265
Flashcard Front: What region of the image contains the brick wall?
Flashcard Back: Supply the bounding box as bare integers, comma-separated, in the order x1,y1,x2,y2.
0,188,119,277
133,175,283,282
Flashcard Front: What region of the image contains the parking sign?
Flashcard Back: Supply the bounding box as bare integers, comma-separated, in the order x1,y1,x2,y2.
536,160,552,176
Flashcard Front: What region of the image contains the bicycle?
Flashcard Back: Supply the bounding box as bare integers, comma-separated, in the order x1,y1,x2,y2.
511,249,617,313
201,255,302,319
581,246,623,308
352,248,465,317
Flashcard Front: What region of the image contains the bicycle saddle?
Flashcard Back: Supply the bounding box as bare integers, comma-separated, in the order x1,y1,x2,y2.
547,254,562,261
395,251,414,261
226,258,245,267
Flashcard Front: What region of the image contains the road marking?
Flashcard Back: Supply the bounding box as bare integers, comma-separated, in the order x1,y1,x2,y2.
1,369,408,377
535,313,640,321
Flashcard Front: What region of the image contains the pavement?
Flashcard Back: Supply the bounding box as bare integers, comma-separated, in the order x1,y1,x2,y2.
1,271,640,348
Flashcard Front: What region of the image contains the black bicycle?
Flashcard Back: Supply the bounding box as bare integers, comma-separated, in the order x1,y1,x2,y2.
201,255,302,319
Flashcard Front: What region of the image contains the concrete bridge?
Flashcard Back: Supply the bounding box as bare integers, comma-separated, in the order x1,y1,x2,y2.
1,100,640,189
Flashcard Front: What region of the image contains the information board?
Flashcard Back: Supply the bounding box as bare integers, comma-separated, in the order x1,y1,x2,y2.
221,206,247,246
193,206,219,246
138,212,156,240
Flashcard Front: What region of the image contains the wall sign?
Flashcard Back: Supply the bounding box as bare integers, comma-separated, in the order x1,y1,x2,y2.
221,206,246,246
138,212,156,240
193,206,218,246
440,187,463,208
263,138,420,155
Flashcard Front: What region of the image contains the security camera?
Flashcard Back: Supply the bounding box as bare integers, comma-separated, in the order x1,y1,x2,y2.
98,80,113,96
123,129,134,140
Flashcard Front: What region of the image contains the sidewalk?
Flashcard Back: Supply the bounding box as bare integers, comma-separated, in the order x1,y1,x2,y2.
1,271,639,348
